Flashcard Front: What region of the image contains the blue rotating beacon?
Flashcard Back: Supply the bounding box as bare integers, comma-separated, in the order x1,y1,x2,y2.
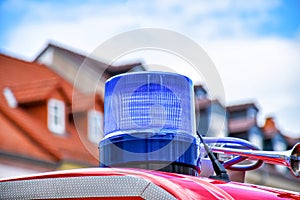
99,72,201,175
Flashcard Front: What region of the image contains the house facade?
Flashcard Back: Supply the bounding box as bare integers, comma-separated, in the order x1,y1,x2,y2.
194,85,228,137
0,54,103,177
226,103,263,149
262,117,288,151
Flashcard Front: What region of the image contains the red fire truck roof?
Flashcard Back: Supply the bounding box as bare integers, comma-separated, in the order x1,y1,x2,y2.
1,168,299,199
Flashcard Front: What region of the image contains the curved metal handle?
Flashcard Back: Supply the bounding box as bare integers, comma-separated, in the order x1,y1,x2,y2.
203,137,263,171
203,137,300,177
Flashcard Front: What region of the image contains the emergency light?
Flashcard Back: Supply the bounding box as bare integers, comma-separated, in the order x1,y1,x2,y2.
100,72,201,175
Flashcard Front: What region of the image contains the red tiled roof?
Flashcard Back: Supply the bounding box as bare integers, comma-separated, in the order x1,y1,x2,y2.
9,78,60,104
0,111,56,163
0,100,62,161
0,53,99,166
72,93,103,112
0,53,76,104
261,117,300,146
0,54,56,85
261,117,279,139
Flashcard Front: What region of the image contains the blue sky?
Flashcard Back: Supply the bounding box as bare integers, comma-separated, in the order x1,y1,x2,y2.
1,0,299,44
262,0,299,37
0,0,300,137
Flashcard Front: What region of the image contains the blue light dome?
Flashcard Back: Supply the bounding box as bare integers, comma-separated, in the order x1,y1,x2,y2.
99,72,201,175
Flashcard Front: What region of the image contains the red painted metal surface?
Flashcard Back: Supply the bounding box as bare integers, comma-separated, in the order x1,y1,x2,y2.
1,168,299,199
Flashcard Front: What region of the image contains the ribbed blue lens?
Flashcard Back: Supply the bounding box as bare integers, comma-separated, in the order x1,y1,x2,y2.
104,72,195,136
100,72,200,175
129,83,181,128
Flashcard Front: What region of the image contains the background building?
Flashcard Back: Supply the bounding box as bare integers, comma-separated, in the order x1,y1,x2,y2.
0,54,102,177
35,42,145,96
227,103,263,150
194,84,228,138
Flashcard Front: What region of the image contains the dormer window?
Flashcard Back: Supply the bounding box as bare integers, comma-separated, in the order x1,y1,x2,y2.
3,87,17,108
88,110,103,143
48,99,65,135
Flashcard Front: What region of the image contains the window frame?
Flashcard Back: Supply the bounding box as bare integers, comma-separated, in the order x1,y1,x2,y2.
47,98,66,135
88,109,103,143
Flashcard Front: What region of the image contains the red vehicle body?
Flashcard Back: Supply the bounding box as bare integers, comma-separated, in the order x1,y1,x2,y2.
1,167,300,199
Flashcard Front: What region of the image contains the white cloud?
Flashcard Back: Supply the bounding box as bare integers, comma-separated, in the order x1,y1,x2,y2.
2,0,284,58
2,0,300,136
205,38,300,99
205,38,300,137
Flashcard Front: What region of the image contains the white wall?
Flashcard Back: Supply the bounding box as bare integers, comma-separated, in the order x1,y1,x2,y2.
0,163,41,178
